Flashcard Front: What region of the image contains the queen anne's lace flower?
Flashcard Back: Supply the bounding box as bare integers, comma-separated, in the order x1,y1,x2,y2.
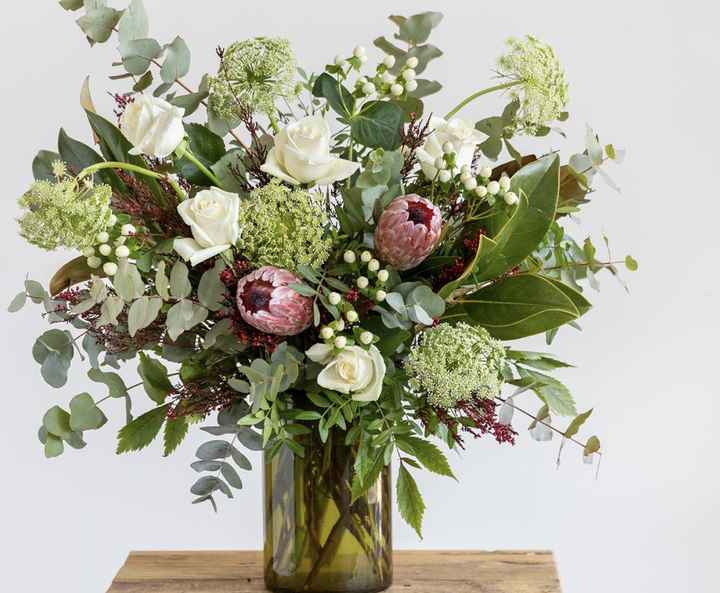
404,322,506,408
209,37,297,120
17,180,112,251
497,35,569,133
237,181,331,272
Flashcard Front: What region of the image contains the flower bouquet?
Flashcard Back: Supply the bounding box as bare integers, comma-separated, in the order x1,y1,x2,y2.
11,3,635,592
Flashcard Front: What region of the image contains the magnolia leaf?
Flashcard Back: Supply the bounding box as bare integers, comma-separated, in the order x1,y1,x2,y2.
116,404,170,453
32,150,62,181
211,148,246,192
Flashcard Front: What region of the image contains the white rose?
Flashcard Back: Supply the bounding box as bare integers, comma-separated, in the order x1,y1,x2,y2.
120,93,185,159
174,187,240,266
261,114,360,186
306,344,386,402
416,116,485,180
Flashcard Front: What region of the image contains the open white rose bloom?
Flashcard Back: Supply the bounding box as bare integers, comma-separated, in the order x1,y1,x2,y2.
120,93,186,159
306,343,386,402
261,114,360,185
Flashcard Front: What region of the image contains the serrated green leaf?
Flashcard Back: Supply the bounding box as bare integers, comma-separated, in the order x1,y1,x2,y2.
116,404,170,453
397,464,425,538
163,416,189,456
397,436,454,479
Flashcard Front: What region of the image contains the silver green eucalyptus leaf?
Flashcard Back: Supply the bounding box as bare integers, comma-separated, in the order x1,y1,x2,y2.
97,295,125,325
155,261,170,300
59,0,84,10
114,259,145,302
169,261,192,299
69,393,107,432
77,7,122,43
160,36,191,84
121,38,162,76
198,260,226,311
88,368,128,397
117,0,149,45
128,296,163,337
204,318,233,349
8,291,27,312
166,299,208,341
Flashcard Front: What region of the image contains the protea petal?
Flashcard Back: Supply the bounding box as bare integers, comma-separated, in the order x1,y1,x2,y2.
236,266,313,336
374,194,442,271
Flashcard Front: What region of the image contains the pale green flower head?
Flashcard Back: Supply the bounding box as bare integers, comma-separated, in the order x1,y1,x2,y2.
209,37,297,120
17,179,113,251
497,35,569,133
237,180,331,272
404,322,506,408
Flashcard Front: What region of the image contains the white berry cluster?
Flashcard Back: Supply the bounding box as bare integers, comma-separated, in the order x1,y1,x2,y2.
318,249,390,351
354,53,418,99
456,165,519,206
83,217,136,276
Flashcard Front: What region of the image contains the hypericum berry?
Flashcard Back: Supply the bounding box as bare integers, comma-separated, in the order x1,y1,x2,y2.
368,259,380,272
346,310,359,323
98,244,112,256
362,82,376,95
439,170,452,183
382,71,395,84
499,175,511,192
390,83,404,96
328,292,342,305
375,290,387,302
334,319,346,332
115,245,130,258
334,54,344,66
334,335,347,349
121,224,136,236
406,56,419,69
479,166,493,178
343,250,357,263
108,214,118,226
357,276,369,289
475,186,488,198
320,326,334,339
383,55,396,68
434,156,447,171
377,269,389,283
360,250,372,263
96,231,109,243
87,256,101,269
487,180,501,195
360,331,374,345
405,79,418,92
460,171,472,182
353,46,366,58
463,177,478,191
402,69,416,81
103,262,118,276
504,191,519,205
82,247,95,257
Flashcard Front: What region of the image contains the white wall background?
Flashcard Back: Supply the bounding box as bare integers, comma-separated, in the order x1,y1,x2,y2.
1,1,717,591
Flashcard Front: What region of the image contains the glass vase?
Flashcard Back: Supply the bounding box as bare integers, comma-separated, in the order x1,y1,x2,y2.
263,431,393,593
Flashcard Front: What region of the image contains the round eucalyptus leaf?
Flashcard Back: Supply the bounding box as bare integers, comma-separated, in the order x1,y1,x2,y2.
196,440,231,461
69,393,108,431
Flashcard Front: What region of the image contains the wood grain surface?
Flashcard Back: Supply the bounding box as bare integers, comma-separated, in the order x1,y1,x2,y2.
107,550,561,592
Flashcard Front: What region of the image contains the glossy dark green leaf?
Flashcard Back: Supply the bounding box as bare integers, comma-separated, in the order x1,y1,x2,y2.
138,352,174,404
32,150,61,180
312,72,354,118
177,123,226,184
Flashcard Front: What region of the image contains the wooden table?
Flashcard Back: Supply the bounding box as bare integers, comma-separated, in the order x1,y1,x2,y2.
107,550,560,592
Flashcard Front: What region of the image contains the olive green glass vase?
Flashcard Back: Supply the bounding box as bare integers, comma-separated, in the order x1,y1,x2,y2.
263,432,393,593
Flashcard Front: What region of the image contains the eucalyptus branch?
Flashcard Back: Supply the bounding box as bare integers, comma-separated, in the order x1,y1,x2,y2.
494,395,601,457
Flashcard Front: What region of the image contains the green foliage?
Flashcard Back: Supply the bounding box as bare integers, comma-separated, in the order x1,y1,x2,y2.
397,463,425,538
138,353,174,404
160,36,191,83
564,409,593,439
312,73,354,117
351,101,405,150
69,393,107,431
459,274,591,340
88,368,128,398
176,124,225,184
374,282,445,330
76,6,122,43
396,435,455,479
163,416,189,456
33,329,74,388
117,404,171,453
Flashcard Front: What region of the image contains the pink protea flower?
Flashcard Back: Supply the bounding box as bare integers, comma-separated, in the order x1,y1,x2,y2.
236,267,313,336
374,194,442,271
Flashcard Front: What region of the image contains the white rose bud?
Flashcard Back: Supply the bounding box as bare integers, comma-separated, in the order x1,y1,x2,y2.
328,292,342,305
334,336,347,349
439,170,452,183
390,83,404,96
375,290,387,302
404,79,418,92
334,54,344,65
87,256,101,269
383,55,396,68
377,269,389,282
406,56,419,69
346,310,359,323
499,175,511,192
357,276,369,289
343,250,357,263
120,93,185,159
487,180,501,195
96,231,109,243
480,166,493,178
115,245,130,258
102,262,118,276
320,326,334,339
416,116,484,182
174,188,240,267
463,177,478,191
311,344,386,402
98,244,112,256
360,331,374,345
360,251,372,263
261,114,359,186
120,224,136,237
